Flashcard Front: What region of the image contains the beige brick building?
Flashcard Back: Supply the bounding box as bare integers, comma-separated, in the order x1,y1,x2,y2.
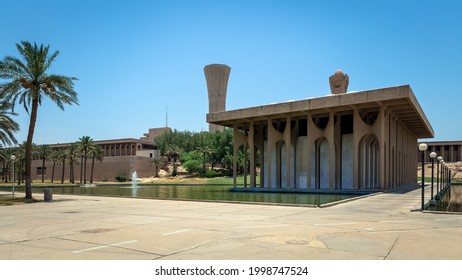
31,127,169,182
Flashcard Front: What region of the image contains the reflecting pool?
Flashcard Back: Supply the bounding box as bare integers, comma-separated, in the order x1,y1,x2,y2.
427,184,462,212
2,185,364,206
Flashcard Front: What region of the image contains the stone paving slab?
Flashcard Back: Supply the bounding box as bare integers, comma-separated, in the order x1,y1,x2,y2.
0,185,461,260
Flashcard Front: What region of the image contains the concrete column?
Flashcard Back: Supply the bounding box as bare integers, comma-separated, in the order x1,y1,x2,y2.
283,117,292,188
266,120,273,188
378,107,387,190
306,115,312,189
249,122,255,188
327,111,335,189
449,145,454,162
459,145,462,162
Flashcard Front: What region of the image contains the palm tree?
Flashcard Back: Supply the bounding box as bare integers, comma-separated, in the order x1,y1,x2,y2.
0,41,79,199
67,143,80,184
78,136,93,184
37,144,51,182
49,150,61,183
58,149,67,184
166,144,182,176
150,158,163,177
0,100,19,147
88,145,103,183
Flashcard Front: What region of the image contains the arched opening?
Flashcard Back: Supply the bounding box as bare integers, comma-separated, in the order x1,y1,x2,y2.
311,137,330,189
359,134,379,189
280,140,295,188
319,138,330,189
296,136,308,188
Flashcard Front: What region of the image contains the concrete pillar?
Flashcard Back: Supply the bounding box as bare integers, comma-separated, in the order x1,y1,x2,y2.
204,64,231,132
378,107,387,190
249,122,255,188
327,111,335,189
449,145,454,162
459,145,462,162
283,117,292,188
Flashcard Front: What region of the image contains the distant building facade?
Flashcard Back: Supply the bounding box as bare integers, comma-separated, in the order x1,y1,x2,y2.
207,68,434,191
31,127,170,182
418,141,462,163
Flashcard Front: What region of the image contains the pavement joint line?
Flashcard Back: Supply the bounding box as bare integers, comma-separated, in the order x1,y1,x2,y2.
72,240,138,254
379,220,415,223
434,217,462,221
312,222,357,226
239,224,289,229
162,229,194,236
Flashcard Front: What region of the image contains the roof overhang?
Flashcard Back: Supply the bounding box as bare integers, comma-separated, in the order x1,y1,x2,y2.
207,85,434,139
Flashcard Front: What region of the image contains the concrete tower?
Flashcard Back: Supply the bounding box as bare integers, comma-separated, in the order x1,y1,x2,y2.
204,64,231,132
329,69,349,94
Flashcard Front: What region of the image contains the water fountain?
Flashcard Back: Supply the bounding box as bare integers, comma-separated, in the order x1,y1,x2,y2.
131,171,138,188
131,171,138,197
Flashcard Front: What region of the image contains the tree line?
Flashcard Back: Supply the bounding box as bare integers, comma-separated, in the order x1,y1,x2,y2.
0,136,104,185
153,128,251,178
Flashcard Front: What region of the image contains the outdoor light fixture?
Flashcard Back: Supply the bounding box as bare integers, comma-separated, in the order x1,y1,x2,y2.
437,156,443,193
430,152,436,200
418,143,427,211
10,155,16,197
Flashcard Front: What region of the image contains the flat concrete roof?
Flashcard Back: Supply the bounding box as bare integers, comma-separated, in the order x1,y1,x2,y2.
207,85,434,139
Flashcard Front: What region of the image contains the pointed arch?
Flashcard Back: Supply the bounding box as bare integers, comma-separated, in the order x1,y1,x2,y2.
359,133,380,189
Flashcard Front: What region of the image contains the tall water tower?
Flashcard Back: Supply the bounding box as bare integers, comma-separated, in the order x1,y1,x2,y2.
204,64,231,132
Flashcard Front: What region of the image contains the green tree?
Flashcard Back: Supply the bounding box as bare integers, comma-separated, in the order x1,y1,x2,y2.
66,143,80,183
166,144,182,176
49,150,61,183
0,100,19,146
150,158,163,177
58,149,67,184
37,144,51,182
78,136,93,184
0,41,79,198
88,145,103,183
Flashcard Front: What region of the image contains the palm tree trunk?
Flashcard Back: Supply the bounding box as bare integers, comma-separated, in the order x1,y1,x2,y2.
25,96,39,199
51,162,55,183
61,158,66,184
69,162,73,183
90,157,95,183
80,155,83,183
83,151,87,184
41,157,45,182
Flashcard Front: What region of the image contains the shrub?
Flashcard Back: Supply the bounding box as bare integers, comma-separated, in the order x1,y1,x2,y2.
115,173,127,182
183,159,202,175
205,169,219,178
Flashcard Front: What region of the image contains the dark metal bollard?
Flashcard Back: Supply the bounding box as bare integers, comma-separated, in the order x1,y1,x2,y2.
44,188,53,202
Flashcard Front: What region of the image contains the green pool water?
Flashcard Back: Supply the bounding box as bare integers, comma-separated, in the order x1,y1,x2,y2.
2,185,362,206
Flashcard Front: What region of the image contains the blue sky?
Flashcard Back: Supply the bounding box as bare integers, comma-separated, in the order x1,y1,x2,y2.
1,0,461,144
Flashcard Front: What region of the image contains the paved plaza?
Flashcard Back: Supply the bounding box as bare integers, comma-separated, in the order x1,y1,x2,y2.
0,185,461,260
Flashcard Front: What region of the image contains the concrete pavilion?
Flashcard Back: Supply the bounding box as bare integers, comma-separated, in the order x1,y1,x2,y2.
206,68,434,191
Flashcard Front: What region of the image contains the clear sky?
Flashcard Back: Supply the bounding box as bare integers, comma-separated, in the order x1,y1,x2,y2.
1,0,461,144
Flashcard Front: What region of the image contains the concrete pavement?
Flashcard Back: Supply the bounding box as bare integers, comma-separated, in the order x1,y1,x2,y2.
0,185,461,260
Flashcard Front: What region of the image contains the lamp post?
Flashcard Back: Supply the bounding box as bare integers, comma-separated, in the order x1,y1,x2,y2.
10,155,16,197
419,143,428,211
437,156,442,193
442,162,446,189
430,152,436,200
